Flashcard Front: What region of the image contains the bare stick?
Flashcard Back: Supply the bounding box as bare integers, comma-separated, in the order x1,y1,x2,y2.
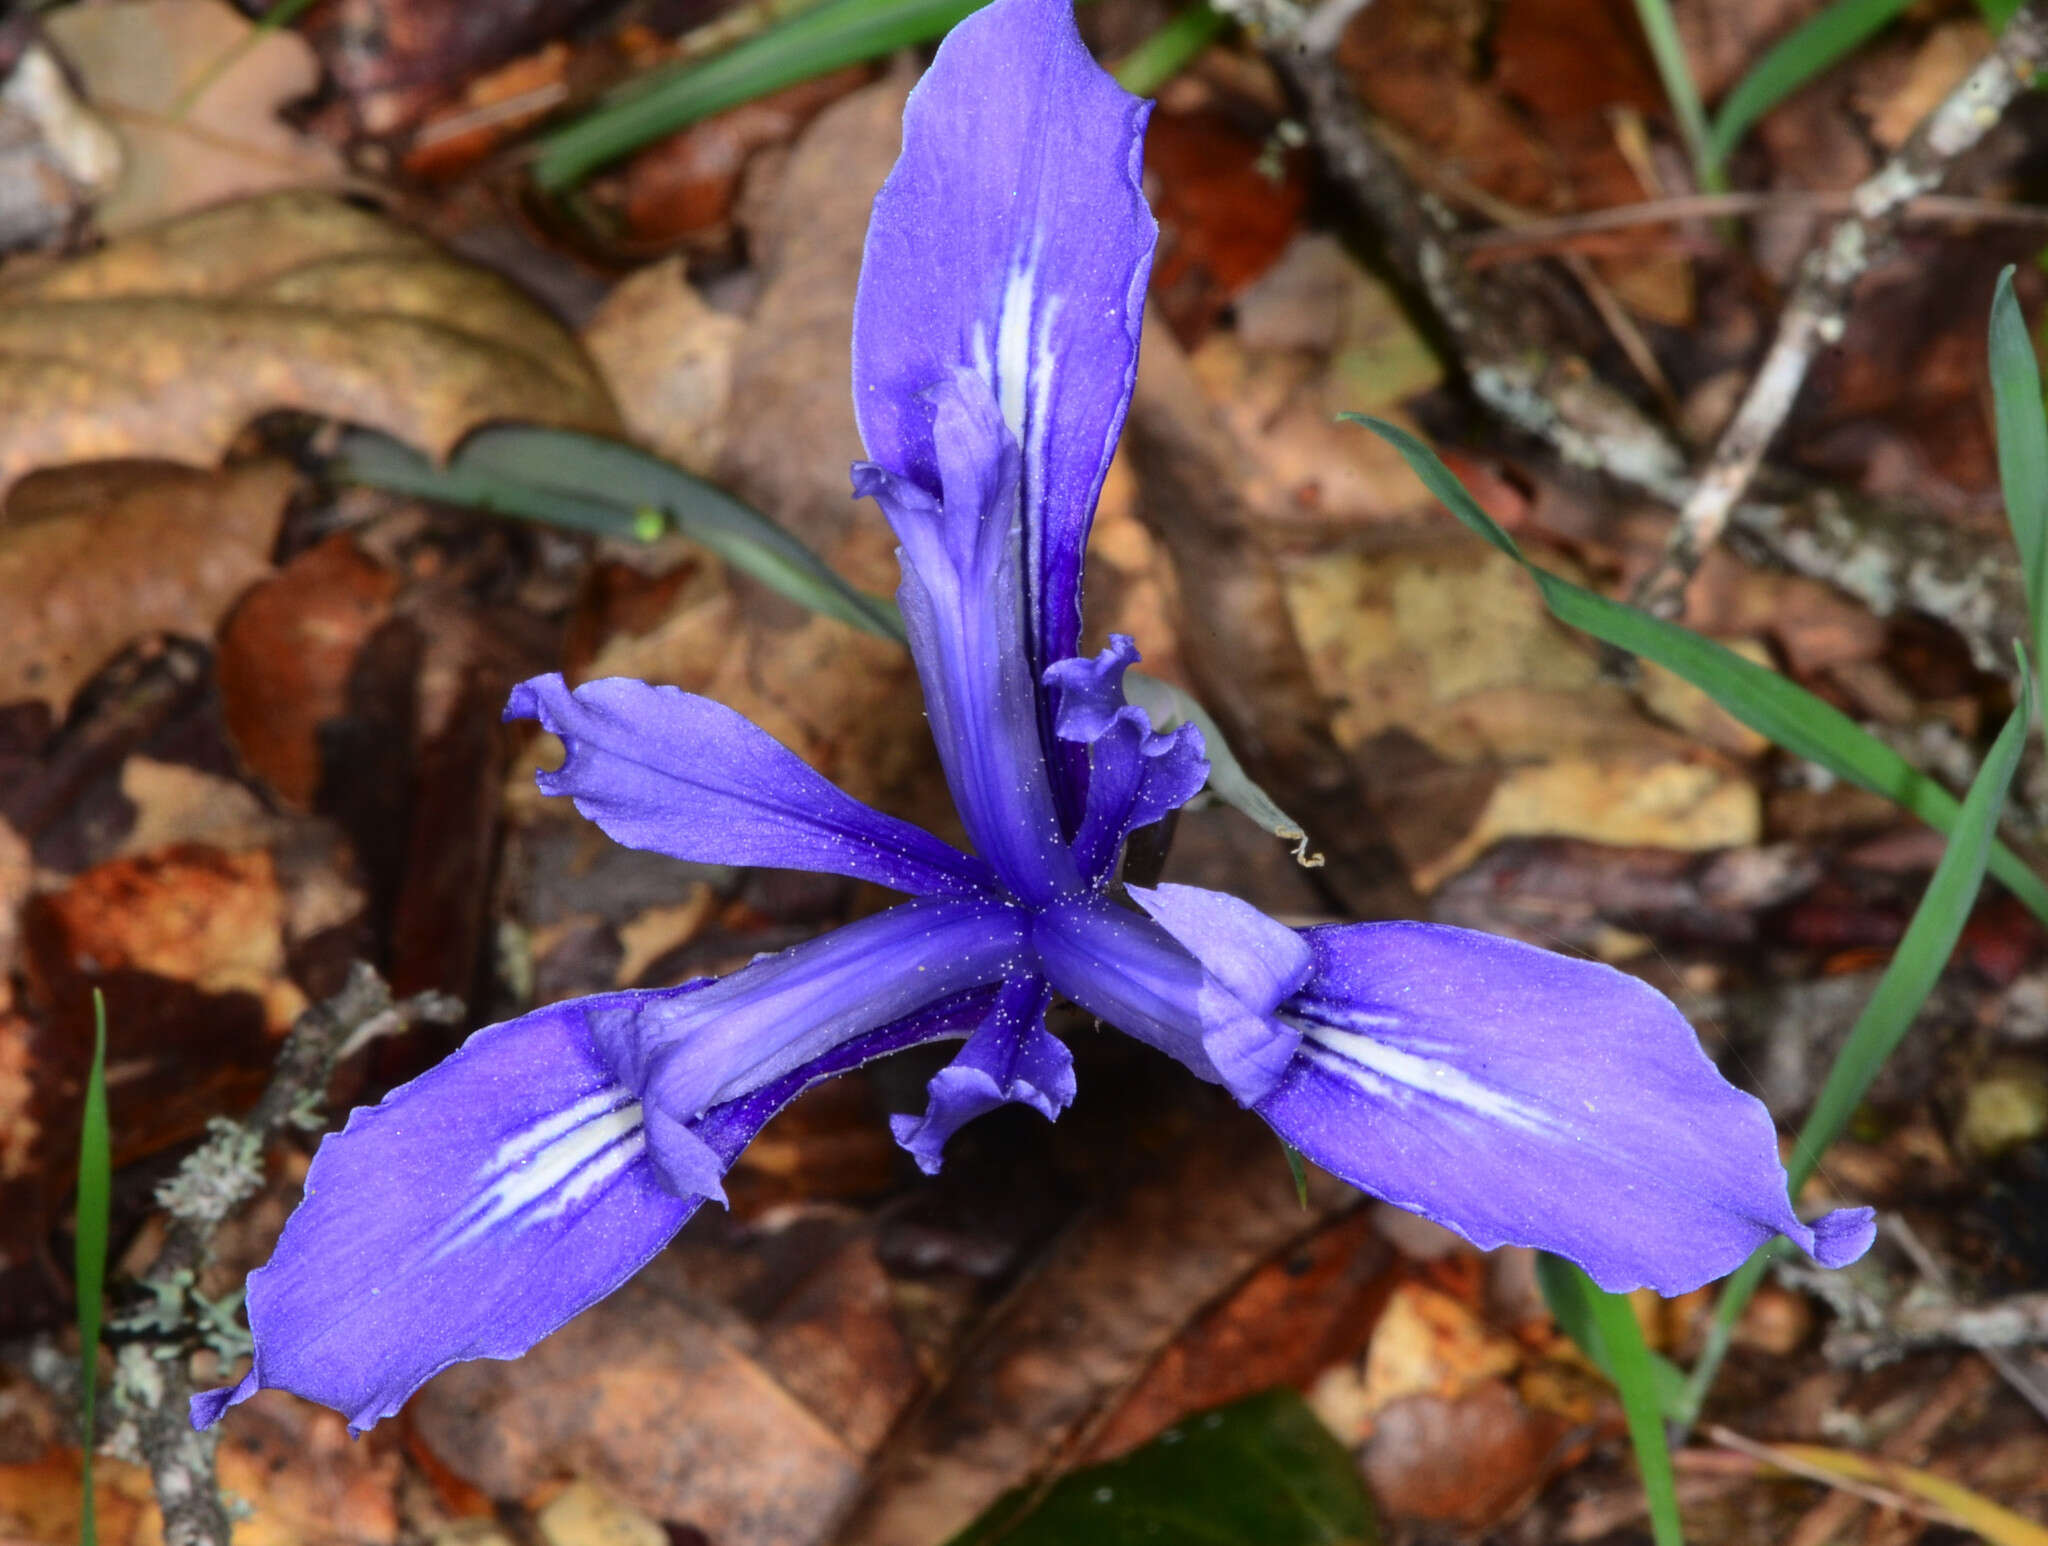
1459,192,2048,261
1632,2,2048,619
1267,8,2042,679
115,964,461,1546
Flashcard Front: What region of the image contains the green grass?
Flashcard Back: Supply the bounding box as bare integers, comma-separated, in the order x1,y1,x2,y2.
76,990,111,1546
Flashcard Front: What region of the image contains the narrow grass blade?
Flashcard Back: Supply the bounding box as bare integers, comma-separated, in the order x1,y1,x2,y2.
1990,265,2048,675
1281,1140,1310,1210
533,0,989,190
1535,1254,1689,1419
1682,650,2033,1418
1732,1436,2048,1546
1112,2,1229,96
1345,414,2048,930
333,430,658,540
332,428,905,642
1541,1258,1684,1546
1629,0,1720,191
1124,671,1324,866
75,989,111,1546
1706,0,1911,169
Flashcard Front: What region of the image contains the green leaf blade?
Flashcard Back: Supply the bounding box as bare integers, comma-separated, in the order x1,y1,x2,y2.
533,0,991,190
1581,1269,1686,1546
1706,0,1913,167
1112,2,1230,97
947,1389,1379,1546
1791,648,2035,1187
1124,672,1324,866
1682,652,2034,1419
332,427,906,643
1990,265,2048,673
76,989,111,1546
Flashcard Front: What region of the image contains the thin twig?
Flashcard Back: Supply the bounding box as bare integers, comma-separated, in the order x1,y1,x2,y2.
1269,8,2042,681
1630,1,2048,620
1459,191,2048,260
1824,1216,2048,1426
119,965,460,1546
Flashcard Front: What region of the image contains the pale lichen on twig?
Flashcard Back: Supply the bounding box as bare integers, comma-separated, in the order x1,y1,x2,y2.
95,964,461,1546
1269,0,2048,677
1631,0,2048,619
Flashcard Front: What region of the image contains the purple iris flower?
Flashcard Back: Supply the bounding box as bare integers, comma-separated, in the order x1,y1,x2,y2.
192,0,1873,1438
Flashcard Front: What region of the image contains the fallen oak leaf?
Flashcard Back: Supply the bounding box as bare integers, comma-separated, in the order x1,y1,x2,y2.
44,0,346,233
0,190,619,499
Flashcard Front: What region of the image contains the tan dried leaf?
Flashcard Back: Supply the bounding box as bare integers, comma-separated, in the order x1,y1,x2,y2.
0,459,293,712
45,0,344,232
0,190,619,497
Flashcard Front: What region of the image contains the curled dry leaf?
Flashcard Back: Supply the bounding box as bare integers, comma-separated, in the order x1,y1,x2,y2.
44,0,344,233
0,459,294,714
0,190,619,498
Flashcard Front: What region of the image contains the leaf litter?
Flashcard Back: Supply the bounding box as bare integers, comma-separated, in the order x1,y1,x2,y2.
4,0,2048,1543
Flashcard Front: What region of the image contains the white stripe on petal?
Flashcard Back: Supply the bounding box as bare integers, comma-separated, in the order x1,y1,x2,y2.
430,1089,646,1262
1298,1021,1558,1138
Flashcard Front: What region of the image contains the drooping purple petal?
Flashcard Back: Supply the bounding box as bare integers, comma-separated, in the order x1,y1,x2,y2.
1031,891,1306,1106
190,986,998,1437
587,894,1031,1192
891,974,1071,1173
506,673,994,899
851,0,1155,683
1255,922,1878,1295
188,994,694,1437
854,372,1079,904
1042,638,1208,882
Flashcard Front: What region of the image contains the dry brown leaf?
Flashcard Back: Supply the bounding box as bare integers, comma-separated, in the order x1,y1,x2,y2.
581,258,745,477
46,0,345,233
0,1449,163,1546
0,190,619,497
831,1107,1355,1546
1858,20,1992,151
27,844,303,1031
1286,539,1759,886
216,533,403,809
413,1252,875,1546
0,459,293,713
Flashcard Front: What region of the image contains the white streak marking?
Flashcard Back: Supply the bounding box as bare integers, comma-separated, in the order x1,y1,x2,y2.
430,1091,644,1261
1300,1024,1557,1137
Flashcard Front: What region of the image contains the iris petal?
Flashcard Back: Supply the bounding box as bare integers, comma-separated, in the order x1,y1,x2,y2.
891,974,1071,1173
590,894,1031,1163
1255,922,1877,1295
1032,891,1306,1106
1043,638,1208,882
851,0,1155,683
190,988,999,1436
855,372,1080,903
506,673,994,899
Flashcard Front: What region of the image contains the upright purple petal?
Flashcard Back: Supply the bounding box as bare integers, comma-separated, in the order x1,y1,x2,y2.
855,372,1080,903
588,894,1031,1193
1043,638,1208,883
191,987,997,1436
852,0,1156,681
891,974,1071,1173
1031,891,1307,1106
1256,923,1878,1295
507,674,994,899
